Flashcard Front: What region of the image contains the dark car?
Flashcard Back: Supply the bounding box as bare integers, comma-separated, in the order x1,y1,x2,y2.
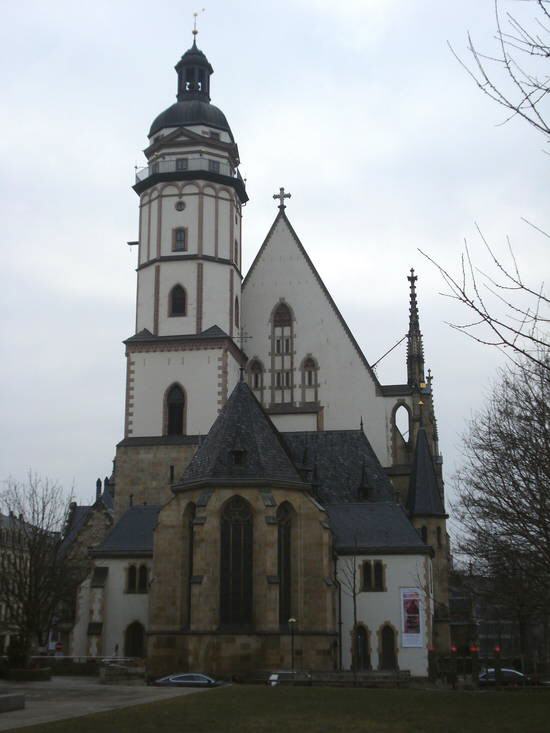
152,673,223,688
479,668,530,687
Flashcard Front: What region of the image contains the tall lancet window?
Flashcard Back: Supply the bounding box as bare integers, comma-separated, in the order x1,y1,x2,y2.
220,496,253,627
271,302,294,405
166,384,185,435
277,502,293,626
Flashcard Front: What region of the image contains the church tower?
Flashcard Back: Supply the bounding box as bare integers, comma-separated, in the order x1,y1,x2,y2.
114,33,248,515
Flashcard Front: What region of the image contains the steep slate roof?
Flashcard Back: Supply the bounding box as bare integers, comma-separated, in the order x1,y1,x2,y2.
242,211,382,389
407,427,446,517
327,503,430,555
93,505,160,557
175,381,306,489
282,430,394,504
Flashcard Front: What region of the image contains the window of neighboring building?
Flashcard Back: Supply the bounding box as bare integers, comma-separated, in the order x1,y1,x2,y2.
169,285,187,316
166,384,185,435
173,228,187,252
175,158,188,171
362,560,385,592
220,496,253,626
208,159,220,173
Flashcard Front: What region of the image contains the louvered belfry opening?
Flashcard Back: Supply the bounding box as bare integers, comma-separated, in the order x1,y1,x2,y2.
220,496,253,627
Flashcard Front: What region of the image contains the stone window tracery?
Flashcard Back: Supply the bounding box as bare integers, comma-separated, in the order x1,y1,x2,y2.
220,496,253,627
271,302,294,404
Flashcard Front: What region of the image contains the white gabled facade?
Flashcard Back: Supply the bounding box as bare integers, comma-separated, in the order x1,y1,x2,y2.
337,553,433,677
242,212,416,467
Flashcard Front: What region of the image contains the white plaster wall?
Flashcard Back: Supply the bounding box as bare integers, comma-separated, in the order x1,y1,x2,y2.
242,216,391,464
101,559,151,657
136,267,155,334
130,346,224,435
71,578,91,656
338,553,431,676
202,264,240,336
269,413,317,432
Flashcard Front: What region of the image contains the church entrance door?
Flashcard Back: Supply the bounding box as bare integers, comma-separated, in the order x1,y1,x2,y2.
380,625,397,670
124,621,145,658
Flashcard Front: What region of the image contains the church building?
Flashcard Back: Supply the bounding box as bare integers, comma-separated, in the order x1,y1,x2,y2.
69,33,450,678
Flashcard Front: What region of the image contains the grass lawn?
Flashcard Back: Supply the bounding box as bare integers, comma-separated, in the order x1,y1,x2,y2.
10,685,549,733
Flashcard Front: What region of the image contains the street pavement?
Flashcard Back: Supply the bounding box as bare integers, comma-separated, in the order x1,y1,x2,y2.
0,676,203,730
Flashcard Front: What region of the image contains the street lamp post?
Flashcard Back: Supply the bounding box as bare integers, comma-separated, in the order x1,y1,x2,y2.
288,617,297,674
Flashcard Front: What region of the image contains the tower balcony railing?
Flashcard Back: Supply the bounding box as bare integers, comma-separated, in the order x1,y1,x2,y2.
135,156,238,183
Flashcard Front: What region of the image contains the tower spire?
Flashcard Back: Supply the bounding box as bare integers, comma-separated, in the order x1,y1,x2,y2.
406,268,425,388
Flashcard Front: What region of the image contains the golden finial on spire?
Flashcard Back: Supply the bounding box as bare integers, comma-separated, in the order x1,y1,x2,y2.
193,8,205,39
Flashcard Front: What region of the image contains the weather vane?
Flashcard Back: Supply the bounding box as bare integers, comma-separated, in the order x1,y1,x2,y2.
193,8,205,38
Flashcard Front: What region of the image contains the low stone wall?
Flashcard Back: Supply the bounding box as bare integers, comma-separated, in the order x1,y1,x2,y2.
0,693,26,713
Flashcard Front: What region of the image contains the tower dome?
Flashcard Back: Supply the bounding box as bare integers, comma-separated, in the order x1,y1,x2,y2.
148,40,234,140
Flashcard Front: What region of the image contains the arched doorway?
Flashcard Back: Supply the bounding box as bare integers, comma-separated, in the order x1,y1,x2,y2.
379,624,397,670
355,626,370,670
124,621,145,658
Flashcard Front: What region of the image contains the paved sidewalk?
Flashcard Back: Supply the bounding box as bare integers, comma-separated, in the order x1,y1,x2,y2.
0,676,203,731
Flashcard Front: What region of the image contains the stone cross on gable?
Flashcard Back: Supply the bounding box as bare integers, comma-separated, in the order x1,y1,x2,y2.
273,187,291,209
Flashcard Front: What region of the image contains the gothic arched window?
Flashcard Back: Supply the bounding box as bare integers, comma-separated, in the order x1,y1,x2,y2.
127,565,137,593
124,621,145,658
277,503,293,626
220,496,253,627
303,357,317,387
355,626,370,670
169,285,187,317
182,503,196,627
166,384,185,436
272,302,294,403
249,359,263,391
138,565,148,593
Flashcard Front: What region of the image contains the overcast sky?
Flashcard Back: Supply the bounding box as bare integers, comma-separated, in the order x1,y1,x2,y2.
1,1,548,514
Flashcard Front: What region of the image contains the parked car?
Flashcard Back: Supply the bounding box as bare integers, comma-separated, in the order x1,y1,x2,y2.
268,671,311,687
479,668,530,687
152,673,223,688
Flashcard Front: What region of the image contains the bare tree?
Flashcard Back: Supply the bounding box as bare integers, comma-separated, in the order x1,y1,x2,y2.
421,2,549,369
0,473,76,665
338,545,359,679
451,0,550,143
420,227,549,373
454,350,550,640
